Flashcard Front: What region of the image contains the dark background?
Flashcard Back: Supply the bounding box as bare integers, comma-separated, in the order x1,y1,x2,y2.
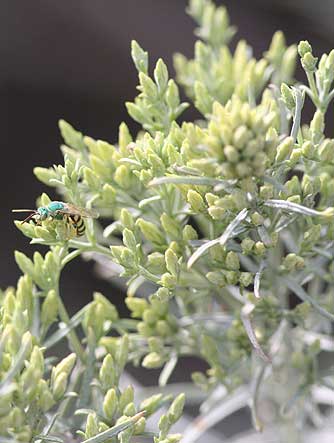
2,0,334,311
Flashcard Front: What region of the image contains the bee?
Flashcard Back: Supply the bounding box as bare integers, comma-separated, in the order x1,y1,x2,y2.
12,201,99,237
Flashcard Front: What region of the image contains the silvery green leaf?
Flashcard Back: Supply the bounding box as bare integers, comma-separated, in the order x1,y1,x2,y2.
81,412,145,443
33,436,63,443
182,387,250,443
149,175,234,188
44,306,88,349
0,332,32,395
254,262,266,299
138,195,162,208
290,87,305,142
264,199,324,217
241,303,271,363
257,226,272,247
159,354,178,387
188,209,248,269
285,277,334,322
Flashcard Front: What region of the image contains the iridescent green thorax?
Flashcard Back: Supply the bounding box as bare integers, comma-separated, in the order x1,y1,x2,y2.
37,201,66,220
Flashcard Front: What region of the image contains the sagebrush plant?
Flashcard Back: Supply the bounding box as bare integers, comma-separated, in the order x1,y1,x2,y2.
2,0,334,442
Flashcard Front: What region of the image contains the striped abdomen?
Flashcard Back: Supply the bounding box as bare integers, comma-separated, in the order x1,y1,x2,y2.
69,214,85,236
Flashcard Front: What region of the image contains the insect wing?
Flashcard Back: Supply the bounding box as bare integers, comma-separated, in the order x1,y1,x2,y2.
60,203,99,218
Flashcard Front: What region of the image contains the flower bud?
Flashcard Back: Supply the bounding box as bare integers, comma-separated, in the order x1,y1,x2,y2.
41,289,58,327
187,190,206,212
125,297,148,318
142,352,164,368
301,52,318,72
225,251,240,270
103,388,118,421
167,393,185,424
298,40,312,57
99,354,116,389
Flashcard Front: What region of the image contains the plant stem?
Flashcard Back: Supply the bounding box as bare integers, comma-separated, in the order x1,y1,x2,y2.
56,283,86,363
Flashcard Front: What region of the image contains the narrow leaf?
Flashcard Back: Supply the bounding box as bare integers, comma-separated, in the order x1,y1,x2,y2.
81,412,145,443
285,277,334,322
241,304,271,363
188,209,248,269
44,306,88,349
159,354,178,387
264,199,326,217
254,262,266,299
0,332,32,395
149,175,234,188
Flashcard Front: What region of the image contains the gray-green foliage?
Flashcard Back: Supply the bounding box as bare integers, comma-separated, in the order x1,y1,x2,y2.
3,0,334,441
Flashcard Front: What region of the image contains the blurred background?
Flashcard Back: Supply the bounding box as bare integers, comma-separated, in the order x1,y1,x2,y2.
2,0,334,439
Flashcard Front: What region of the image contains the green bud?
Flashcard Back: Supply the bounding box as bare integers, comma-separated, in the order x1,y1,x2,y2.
182,224,198,241
114,165,131,189
103,388,118,421
160,213,180,238
131,40,148,74
140,393,163,415
41,289,58,327
53,353,76,381
85,413,99,439
94,292,118,322
156,319,173,337
233,125,252,149
142,352,164,368
99,354,116,389
254,241,266,256
143,308,159,325
123,402,136,416
102,183,116,203
250,212,263,226
319,139,334,162
154,58,169,94
159,414,170,436
134,416,146,434
83,167,100,190
187,190,206,212
125,297,148,318
119,386,134,413
239,272,253,287
165,248,179,277
139,72,158,100
224,145,239,163
298,40,312,57
59,119,85,150
225,251,240,270
117,335,129,371
137,321,155,337
160,272,177,289
275,136,294,162
155,287,171,302
118,122,133,153
123,228,137,251
52,372,68,401
208,206,226,220
167,393,185,424
301,52,318,72
206,271,226,287
137,219,165,245
39,387,55,412
281,83,295,111
30,346,44,374
310,110,325,142
14,251,34,277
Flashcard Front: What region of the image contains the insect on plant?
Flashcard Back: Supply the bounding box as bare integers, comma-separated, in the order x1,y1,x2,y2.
12,201,99,237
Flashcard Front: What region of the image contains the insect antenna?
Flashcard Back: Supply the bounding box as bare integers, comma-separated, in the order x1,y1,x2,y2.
20,212,38,224
12,209,38,224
